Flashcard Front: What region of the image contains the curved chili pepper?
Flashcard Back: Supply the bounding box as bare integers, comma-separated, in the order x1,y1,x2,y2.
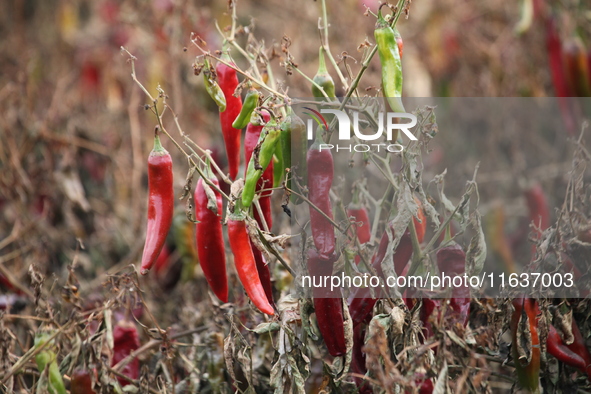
34,331,67,394
547,324,587,372
195,169,228,303
566,321,591,378
202,58,226,112
140,132,174,275
71,368,96,394
280,109,307,204
232,88,259,129
307,248,346,356
351,324,372,393
227,211,274,315
511,298,541,393
242,118,280,208
375,6,405,113
312,47,336,98
216,50,243,180
307,130,336,261
112,321,140,386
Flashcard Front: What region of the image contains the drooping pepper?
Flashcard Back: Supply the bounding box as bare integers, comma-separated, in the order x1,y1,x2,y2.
227,209,274,315
311,47,336,99
547,324,587,373
216,49,243,180
242,116,281,209
140,131,174,275
307,129,336,261
307,248,346,356
34,331,67,394
112,320,141,387
202,58,226,112
511,298,541,394
244,114,274,306
280,108,307,204
232,88,259,129
195,166,228,303
244,112,273,227
375,5,405,113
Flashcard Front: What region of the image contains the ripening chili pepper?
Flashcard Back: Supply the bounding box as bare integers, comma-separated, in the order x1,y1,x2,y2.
34,331,67,394
436,242,470,326
280,108,307,204
511,298,541,394
375,5,405,113
242,117,280,209
202,58,226,112
140,131,174,275
562,37,591,97
312,47,336,99
244,112,273,227
112,320,140,386
70,368,96,394
227,210,274,315
195,166,228,302
232,88,259,129
307,248,346,356
216,49,243,180
413,197,427,244
307,129,336,261
394,26,404,59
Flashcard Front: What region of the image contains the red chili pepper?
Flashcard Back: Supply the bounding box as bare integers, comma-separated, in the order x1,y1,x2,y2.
567,321,591,378
307,248,346,356
227,213,274,315
511,298,541,393
70,368,96,394
195,171,228,303
351,324,373,393
140,132,174,275
547,324,587,372
347,204,371,265
307,132,336,261
216,52,243,180
546,18,576,135
112,321,140,386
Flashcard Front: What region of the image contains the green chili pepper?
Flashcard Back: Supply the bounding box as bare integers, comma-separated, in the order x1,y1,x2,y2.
280,108,307,204
232,88,259,129
35,331,67,394
374,7,405,113
203,58,226,112
312,47,336,99
242,118,281,208
273,146,283,188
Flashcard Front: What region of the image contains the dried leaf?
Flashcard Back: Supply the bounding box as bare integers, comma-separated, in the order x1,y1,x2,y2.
466,212,486,276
